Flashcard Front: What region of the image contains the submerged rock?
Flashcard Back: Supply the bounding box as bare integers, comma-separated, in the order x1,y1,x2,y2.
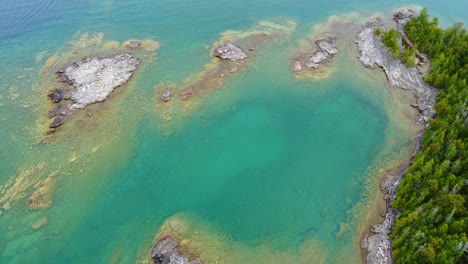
179,88,194,100
213,43,248,61
31,216,49,230
47,87,65,103
63,53,139,109
48,104,71,118
356,22,436,124
293,60,302,72
151,236,201,264
49,116,65,128
127,41,142,49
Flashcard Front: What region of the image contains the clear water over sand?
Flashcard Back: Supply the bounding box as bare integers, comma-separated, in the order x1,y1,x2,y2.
0,0,466,263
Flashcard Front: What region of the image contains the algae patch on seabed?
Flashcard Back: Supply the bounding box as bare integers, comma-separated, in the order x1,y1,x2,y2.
136,212,327,264
0,33,160,215
154,19,297,125
35,32,159,138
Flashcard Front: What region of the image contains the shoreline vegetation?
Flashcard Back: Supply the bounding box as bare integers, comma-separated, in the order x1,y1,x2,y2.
389,9,468,264
358,8,468,264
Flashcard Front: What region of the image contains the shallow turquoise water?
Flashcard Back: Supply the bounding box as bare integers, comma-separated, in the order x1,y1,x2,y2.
0,0,467,263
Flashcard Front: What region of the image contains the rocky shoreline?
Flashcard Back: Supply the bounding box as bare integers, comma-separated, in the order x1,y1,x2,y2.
356,9,437,264
356,17,436,125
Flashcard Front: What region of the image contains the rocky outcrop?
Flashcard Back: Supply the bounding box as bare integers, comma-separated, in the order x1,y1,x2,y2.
356,22,436,124
47,87,65,103
294,38,338,71
151,236,201,264
393,9,418,25
62,53,139,109
306,38,338,69
213,43,248,61
44,53,139,132
160,89,172,102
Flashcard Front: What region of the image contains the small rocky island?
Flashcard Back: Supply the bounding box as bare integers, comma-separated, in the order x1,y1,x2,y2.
45,53,139,132
176,42,249,101
293,38,338,72
151,236,202,264
213,43,248,61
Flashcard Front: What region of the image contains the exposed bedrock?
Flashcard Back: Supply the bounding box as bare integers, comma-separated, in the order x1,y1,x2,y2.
45,53,139,132
356,22,436,124
392,9,418,25
357,9,437,264
294,38,338,71
62,53,140,109
151,236,201,264
213,43,248,61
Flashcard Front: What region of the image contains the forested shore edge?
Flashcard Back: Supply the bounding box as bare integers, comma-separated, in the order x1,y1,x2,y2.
387,8,468,264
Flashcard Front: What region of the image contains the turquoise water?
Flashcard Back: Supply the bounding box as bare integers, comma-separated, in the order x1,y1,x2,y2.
0,0,467,263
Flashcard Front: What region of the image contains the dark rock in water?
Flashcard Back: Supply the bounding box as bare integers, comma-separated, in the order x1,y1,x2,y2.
151,236,202,264
45,129,55,135
48,104,70,118
127,41,142,49
180,88,194,100
213,43,248,61
160,89,172,102
47,88,64,103
49,116,65,128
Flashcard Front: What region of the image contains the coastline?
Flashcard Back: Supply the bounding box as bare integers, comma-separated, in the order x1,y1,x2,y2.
355,9,437,264
0,5,444,264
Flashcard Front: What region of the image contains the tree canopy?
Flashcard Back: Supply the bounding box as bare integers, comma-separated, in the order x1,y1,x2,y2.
390,8,468,264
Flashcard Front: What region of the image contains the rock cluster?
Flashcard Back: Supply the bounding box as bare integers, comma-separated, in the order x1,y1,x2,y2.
305,38,338,69
44,53,139,133
151,236,201,264
63,53,139,109
213,43,248,61
356,22,436,124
